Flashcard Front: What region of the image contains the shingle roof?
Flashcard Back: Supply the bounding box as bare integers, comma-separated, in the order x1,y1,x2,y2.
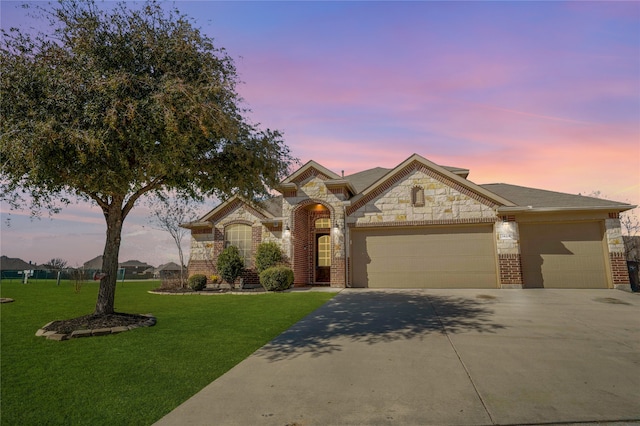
83,255,103,269
259,196,283,217
481,183,633,210
156,262,182,271
344,167,391,193
119,260,152,268
0,255,33,271
344,164,470,195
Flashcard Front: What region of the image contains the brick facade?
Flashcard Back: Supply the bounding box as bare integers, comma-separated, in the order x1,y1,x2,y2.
610,252,630,287
498,254,524,287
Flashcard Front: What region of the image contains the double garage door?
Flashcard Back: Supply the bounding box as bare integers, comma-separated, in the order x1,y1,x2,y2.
350,221,609,289
350,225,497,288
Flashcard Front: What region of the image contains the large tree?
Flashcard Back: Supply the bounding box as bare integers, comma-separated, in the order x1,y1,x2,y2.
1,1,293,315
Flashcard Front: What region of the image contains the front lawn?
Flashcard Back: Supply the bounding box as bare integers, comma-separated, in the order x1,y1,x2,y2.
0,280,335,425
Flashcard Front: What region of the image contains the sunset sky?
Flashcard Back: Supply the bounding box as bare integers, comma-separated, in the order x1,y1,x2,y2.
1,1,638,268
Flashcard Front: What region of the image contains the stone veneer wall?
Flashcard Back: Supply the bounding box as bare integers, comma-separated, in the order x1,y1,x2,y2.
187,203,281,287
605,214,630,287
347,169,496,226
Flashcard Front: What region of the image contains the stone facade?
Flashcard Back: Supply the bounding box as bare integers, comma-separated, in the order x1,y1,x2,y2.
185,155,632,290
348,169,496,226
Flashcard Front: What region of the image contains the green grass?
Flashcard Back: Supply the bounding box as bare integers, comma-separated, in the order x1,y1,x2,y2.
0,280,335,425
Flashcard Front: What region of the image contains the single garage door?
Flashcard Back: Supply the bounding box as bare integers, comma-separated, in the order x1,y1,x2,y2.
519,222,607,288
351,225,497,288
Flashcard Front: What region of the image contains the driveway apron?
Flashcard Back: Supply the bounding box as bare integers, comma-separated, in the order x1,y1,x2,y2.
154,289,640,426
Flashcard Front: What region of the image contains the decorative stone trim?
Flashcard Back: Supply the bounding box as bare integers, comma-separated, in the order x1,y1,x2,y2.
347,160,499,215
348,217,496,228
35,314,156,341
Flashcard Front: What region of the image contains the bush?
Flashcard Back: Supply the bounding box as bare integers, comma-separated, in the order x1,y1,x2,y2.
259,266,294,291
255,242,284,273
217,246,244,285
158,277,184,291
188,274,207,291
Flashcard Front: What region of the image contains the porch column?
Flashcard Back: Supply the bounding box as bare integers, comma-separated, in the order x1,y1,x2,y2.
496,216,524,289
331,211,346,288
606,213,631,290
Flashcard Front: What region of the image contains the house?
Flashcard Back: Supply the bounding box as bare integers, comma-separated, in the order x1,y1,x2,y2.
183,154,635,290
154,262,184,279
0,256,59,280
118,260,154,280
1,255,35,280
82,256,153,280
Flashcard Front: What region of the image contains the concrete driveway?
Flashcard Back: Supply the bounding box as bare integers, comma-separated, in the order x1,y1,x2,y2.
155,289,640,426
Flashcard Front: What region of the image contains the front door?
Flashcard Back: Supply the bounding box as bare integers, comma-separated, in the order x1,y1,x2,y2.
315,233,331,283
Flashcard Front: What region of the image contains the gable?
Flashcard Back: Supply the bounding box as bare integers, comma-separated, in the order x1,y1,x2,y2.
282,160,341,186
347,165,498,225
346,154,513,216
200,196,271,225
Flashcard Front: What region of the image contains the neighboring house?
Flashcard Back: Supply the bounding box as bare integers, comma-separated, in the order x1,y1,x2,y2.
119,260,154,279
83,255,103,270
0,255,35,280
0,256,57,280
154,262,183,279
183,153,635,290
82,256,153,280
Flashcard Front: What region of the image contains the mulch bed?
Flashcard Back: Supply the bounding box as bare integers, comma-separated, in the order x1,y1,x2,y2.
42,313,151,335
152,287,266,294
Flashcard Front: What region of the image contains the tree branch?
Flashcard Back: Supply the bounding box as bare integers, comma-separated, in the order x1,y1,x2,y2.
122,176,165,219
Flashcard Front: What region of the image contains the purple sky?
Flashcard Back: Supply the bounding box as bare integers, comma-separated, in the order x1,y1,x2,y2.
1,1,638,267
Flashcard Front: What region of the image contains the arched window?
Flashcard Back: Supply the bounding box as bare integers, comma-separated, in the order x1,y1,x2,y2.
412,186,425,207
315,217,331,229
224,224,252,265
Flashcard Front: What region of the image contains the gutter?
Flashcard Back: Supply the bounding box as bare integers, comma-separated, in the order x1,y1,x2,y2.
497,204,637,214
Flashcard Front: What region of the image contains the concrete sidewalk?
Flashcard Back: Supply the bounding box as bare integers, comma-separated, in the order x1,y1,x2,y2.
154,289,640,426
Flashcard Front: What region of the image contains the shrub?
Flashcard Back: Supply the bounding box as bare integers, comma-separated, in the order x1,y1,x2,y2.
217,246,244,285
158,277,184,291
188,274,207,291
255,242,284,273
259,266,294,291
209,275,220,284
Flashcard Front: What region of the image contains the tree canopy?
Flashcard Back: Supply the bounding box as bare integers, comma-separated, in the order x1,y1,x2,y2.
0,1,294,315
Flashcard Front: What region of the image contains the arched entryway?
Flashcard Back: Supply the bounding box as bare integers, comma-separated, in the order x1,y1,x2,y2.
291,201,334,286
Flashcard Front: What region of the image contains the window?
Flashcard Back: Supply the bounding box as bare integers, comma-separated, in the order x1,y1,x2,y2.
315,217,331,229
224,224,252,265
411,186,425,207
317,235,331,267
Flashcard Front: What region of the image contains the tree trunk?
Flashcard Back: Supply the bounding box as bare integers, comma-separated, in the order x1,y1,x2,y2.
95,202,124,315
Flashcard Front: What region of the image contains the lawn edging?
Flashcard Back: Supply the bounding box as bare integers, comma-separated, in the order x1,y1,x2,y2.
35,313,156,341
